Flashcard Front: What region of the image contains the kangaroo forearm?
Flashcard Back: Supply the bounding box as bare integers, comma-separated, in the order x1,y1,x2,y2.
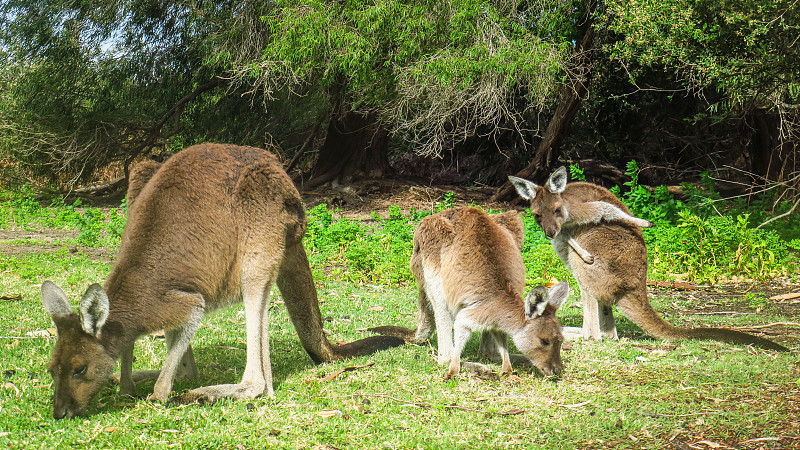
568,201,641,226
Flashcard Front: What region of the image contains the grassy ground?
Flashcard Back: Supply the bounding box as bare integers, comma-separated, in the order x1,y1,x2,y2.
1,213,799,449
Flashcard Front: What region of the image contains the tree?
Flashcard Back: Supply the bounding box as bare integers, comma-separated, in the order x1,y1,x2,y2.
602,0,800,183
219,0,577,187
0,1,244,191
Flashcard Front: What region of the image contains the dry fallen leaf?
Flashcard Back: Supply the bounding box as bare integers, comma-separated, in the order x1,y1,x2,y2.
103,427,119,433
316,409,341,419
505,374,523,383
769,292,800,301
3,382,19,396
366,305,384,312
688,440,732,449
559,400,591,409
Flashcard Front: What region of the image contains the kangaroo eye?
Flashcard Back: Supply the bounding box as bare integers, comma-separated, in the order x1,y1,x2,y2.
540,338,550,346
73,365,88,377
554,208,562,216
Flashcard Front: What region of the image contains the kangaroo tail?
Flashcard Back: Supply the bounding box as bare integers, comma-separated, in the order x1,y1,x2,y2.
679,327,788,351
277,243,404,364
616,291,788,352
331,335,406,358
367,325,418,341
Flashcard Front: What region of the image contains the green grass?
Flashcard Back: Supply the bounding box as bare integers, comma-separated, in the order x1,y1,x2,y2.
1,198,799,449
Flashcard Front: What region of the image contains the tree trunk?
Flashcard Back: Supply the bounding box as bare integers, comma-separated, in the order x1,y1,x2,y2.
304,110,389,189
750,108,797,182
492,15,595,202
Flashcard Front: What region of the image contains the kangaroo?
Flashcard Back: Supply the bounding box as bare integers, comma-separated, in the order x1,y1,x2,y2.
510,168,652,264
408,207,568,378
509,167,788,351
41,143,404,419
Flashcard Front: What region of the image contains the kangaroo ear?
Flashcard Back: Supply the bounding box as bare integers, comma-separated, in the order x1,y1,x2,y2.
42,281,75,325
546,281,570,311
525,286,550,318
545,167,568,194
79,284,109,337
508,176,538,201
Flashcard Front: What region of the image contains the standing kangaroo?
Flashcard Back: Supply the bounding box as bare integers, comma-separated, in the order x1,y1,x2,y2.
41,143,404,419
409,207,568,378
509,167,787,351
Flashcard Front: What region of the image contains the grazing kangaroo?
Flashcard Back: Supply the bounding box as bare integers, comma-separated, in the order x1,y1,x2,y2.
41,143,404,419
409,207,568,378
509,167,788,351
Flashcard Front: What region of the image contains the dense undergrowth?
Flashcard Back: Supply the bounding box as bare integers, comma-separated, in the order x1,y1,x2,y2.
1,165,798,287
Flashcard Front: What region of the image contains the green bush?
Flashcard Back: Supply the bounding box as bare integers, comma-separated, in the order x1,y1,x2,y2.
648,211,792,283
304,204,415,285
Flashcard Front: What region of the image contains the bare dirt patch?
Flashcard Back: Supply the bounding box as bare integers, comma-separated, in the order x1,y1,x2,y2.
0,228,114,263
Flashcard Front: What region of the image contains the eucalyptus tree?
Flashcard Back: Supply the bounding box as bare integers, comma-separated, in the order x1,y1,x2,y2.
0,0,233,190
219,0,584,188
602,0,800,189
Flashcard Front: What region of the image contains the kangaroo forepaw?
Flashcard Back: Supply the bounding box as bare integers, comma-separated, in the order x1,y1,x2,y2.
582,254,595,264
636,219,654,228
461,361,498,379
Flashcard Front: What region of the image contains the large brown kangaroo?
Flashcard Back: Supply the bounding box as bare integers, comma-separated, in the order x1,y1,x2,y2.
509,167,787,352
377,207,568,378
41,143,403,419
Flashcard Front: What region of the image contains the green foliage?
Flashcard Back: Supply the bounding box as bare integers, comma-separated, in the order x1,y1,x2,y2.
649,211,792,283
603,0,799,149
227,0,574,156
568,163,586,182
610,160,686,225
1,188,796,287
304,204,415,284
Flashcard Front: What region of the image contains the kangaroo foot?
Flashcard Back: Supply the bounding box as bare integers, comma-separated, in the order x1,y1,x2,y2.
461,361,499,379
170,383,271,406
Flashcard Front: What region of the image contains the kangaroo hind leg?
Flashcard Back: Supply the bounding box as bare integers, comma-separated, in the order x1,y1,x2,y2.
149,290,204,402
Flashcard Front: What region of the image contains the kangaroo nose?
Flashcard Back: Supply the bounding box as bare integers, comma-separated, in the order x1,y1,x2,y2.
53,407,67,420
545,230,557,239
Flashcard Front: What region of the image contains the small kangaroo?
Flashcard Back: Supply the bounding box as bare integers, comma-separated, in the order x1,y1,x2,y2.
409,207,568,378
41,143,403,419
510,168,652,264
509,167,788,351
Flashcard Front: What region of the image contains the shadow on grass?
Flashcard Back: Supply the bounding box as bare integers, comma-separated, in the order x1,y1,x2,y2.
88,334,319,416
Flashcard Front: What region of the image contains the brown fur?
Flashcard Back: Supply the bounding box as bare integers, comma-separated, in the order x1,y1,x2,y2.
512,171,788,352
407,207,567,378
42,143,403,419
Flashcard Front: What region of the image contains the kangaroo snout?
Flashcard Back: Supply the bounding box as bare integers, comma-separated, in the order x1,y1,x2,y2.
52,397,81,420
540,363,562,378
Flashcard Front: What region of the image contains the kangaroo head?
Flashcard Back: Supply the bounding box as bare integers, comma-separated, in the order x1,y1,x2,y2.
41,281,116,419
509,167,569,239
514,281,569,376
